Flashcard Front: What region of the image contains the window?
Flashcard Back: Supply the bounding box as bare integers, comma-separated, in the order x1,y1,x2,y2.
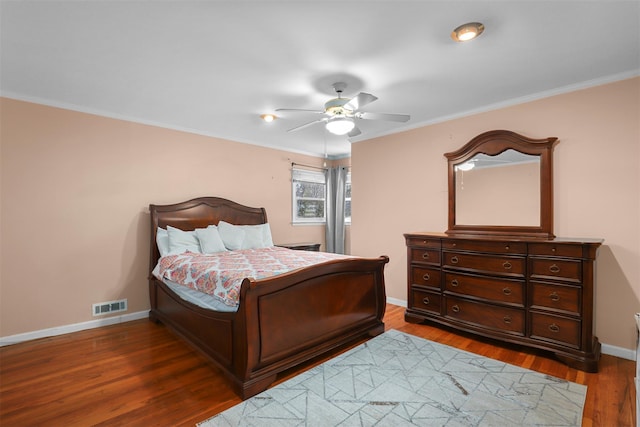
291,168,352,225
292,169,326,224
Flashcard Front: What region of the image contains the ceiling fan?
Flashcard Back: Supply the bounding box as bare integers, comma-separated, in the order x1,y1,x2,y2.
276,82,410,137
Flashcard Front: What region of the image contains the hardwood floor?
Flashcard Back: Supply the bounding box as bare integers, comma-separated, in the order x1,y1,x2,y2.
0,304,636,426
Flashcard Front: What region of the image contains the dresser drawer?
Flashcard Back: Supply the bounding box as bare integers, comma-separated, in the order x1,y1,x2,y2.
410,288,441,315
444,273,524,306
443,239,527,255
443,252,525,278
410,248,441,265
528,243,583,258
530,282,581,315
410,266,441,289
444,296,525,335
406,236,442,249
530,258,582,283
530,312,581,348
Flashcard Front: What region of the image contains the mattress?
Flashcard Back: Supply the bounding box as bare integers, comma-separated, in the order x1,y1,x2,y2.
152,264,238,312
163,278,238,312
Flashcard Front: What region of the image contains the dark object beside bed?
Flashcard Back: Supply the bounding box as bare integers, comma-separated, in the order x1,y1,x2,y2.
148,197,388,399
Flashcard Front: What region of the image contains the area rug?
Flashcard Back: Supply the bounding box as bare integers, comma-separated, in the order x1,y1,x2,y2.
198,329,587,426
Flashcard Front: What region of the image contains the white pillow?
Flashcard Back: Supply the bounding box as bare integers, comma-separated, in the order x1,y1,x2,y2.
195,225,228,254
166,225,201,255
218,221,274,250
156,227,170,257
251,223,274,248
217,221,246,250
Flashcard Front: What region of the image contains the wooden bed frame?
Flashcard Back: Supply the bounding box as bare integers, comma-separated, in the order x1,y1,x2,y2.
148,197,389,399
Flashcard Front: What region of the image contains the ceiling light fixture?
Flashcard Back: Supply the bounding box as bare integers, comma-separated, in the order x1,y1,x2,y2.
325,117,355,135
260,113,276,122
451,22,484,42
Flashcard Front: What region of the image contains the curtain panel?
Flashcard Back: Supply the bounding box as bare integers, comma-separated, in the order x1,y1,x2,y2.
325,166,348,254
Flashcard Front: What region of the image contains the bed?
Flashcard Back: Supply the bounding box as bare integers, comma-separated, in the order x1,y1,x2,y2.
148,197,389,399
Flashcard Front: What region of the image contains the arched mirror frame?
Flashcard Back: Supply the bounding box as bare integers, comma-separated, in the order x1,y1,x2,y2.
445,130,559,238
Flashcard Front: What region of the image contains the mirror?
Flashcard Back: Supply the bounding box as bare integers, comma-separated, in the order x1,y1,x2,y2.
455,150,540,226
445,130,558,238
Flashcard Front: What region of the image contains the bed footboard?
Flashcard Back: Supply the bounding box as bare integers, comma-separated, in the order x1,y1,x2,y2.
233,256,388,398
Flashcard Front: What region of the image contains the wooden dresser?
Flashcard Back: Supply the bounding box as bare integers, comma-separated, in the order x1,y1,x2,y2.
404,232,603,372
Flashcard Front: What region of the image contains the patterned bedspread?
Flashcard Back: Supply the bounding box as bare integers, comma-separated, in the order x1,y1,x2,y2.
155,246,352,307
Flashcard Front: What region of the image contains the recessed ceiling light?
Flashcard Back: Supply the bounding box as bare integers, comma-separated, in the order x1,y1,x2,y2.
451,22,484,42
260,114,276,122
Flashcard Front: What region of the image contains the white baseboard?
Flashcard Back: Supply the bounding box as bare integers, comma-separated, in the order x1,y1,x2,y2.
0,310,149,347
601,343,636,361
387,298,636,361
386,296,407,308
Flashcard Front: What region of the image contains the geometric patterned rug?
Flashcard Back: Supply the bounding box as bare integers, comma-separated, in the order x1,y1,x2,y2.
198,329,587,426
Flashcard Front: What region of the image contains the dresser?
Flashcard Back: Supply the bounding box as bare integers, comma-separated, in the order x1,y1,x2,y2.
404,232,603,372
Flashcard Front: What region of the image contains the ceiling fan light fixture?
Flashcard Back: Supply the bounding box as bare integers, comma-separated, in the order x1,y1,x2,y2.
325,117,355,135
456,161,475,171
260,113,276,122
451,22,484,42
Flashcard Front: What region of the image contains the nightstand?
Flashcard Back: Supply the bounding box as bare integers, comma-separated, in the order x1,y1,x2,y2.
276,242,321,252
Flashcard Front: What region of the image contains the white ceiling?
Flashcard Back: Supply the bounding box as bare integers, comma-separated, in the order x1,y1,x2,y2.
2,1,639,159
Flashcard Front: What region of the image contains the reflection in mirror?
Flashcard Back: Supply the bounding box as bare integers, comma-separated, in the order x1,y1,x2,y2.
455,150,540,226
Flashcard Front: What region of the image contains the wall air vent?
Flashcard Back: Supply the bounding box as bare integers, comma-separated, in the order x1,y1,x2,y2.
92,299,128,316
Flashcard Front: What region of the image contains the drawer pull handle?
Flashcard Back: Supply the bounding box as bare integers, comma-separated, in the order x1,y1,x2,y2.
502,287,512,295
451,256,459,264
503,316,511,324
549,264,560,273
549,292,560,302
451,279,459,287
422,252,430,260
548,323,560,333
505,245,510,250
451,305,460,313
423,273,430,281
422,297,430,305
503,261,512,270
551,247,557,252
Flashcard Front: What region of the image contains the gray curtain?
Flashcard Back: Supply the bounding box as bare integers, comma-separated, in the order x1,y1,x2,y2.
325,166,348,254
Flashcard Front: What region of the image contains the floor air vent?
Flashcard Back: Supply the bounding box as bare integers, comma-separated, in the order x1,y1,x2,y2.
92,299,128,316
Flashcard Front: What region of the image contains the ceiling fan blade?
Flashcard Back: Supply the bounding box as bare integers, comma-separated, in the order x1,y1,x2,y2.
287,118,326,132
347,126,362,138
276,108,325,114
358,112,410,122
343,92,378,112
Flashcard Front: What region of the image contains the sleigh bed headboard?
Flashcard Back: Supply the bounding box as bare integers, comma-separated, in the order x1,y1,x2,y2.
148,196,268,275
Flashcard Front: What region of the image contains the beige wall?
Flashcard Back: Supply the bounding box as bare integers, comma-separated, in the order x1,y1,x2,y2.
0,98,327,336
351,77,640,351
2,77,639,353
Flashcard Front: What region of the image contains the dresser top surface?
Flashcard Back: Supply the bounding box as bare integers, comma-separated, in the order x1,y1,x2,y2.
404,232,603,246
